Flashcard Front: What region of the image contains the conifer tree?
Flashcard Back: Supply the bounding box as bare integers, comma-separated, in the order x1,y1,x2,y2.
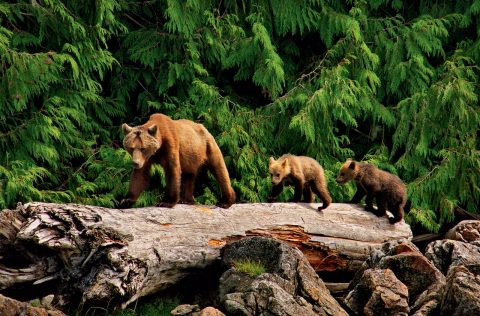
1,0,478,232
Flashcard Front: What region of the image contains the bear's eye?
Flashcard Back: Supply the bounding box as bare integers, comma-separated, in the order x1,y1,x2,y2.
340,172,345,176
276,173,280,177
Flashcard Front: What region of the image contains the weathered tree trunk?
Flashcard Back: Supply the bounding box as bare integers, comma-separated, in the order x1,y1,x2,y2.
0,202,411,310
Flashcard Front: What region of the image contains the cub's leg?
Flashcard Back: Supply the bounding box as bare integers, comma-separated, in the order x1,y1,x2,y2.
268,182,284,202
289,179,304,202
311,179,332,210
388,202,405,224
364,193,376,213
302,186,314,203
350,183,367,203
374,195,388,217
118,164,151,209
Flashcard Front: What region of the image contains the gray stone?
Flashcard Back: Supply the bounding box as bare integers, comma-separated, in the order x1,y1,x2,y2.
220,236,348,316
344,269,409,316
349,240,445,316
171,304,200,316
440,265,480,316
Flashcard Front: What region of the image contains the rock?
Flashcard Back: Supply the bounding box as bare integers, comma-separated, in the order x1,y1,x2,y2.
445,220,480,243
424,239,480,315
220,236,348,316
198,307,225,316
171,304,200,316
348,240,445,315
425,239,480,275
344,269,409,316
41,295,55,308
171,305,225,316
440,265,480,316
0,294,66,316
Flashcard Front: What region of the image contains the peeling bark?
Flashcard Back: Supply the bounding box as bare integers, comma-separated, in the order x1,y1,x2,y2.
0,202,412,310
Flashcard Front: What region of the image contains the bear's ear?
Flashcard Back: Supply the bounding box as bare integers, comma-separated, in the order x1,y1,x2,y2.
346,158,352,162
122,123,133,134
282,158,289,168
148,124,157,136
269,157,275,165
348,161,356,170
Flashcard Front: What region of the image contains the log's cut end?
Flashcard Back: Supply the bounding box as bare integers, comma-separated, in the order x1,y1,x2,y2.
0,202,412,310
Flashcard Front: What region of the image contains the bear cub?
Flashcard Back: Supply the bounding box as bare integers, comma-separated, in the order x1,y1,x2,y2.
268,154,331,211
336,158,407,224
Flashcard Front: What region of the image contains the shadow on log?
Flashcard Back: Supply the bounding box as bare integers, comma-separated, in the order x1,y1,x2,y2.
0,202,412,310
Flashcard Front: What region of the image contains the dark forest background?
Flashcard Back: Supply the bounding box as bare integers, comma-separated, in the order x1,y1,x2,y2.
1,0,479,232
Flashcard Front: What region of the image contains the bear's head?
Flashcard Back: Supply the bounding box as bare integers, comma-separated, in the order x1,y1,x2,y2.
122,123,161,169
336,158,359,184
269,157,290,185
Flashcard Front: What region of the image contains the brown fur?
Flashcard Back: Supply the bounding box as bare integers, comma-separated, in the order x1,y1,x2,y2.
118,113,236,208
336,158,407,224
268,154,332,211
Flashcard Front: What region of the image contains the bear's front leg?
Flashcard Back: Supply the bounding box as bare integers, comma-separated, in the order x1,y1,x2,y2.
117,165,151,209
267,182,284,202
364,193,376,213
350,183,367,203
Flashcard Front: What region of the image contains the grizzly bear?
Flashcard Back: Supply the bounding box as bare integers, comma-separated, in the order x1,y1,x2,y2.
268,154,332,211
336,158,407,224
118,113,236,209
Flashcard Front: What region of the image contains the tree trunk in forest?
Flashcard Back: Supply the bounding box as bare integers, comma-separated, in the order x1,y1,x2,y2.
0,202,412,310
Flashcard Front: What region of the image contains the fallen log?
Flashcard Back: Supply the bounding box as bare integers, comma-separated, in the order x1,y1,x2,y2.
0,202,412,310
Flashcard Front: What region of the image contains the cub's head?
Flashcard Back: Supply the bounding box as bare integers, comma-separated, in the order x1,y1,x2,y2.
122,123,161,169
336,158,359,184
269,157,290,185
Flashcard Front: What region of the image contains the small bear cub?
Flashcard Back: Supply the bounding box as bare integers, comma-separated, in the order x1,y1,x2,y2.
336,158,407,224
268,154,331,211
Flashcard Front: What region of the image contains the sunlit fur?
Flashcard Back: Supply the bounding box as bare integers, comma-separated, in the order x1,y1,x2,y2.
268,154,331,211
119,113,236,209
122,124,160,169
336,158,407,224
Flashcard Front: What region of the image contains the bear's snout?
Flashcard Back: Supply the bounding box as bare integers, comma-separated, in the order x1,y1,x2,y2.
132,161,142,169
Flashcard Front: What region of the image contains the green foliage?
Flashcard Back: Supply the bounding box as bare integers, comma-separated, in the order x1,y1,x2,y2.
234,259,267,277
1,0,479,233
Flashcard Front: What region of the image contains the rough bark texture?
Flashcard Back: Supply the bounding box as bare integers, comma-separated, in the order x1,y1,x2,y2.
0,202,411,310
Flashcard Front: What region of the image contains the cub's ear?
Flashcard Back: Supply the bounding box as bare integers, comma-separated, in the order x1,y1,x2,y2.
269,157,275,165
346,158,352,162
282,158,289,168
348,161,356,169
122,123,133,134
148,124,157,136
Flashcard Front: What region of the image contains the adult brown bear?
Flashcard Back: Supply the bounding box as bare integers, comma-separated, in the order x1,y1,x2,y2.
118,113,236,209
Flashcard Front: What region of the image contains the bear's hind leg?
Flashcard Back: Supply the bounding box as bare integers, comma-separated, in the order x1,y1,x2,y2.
311,179,332,210
388,202,404,224
157,159,181,208
180,173,196,205
373,195,388,217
